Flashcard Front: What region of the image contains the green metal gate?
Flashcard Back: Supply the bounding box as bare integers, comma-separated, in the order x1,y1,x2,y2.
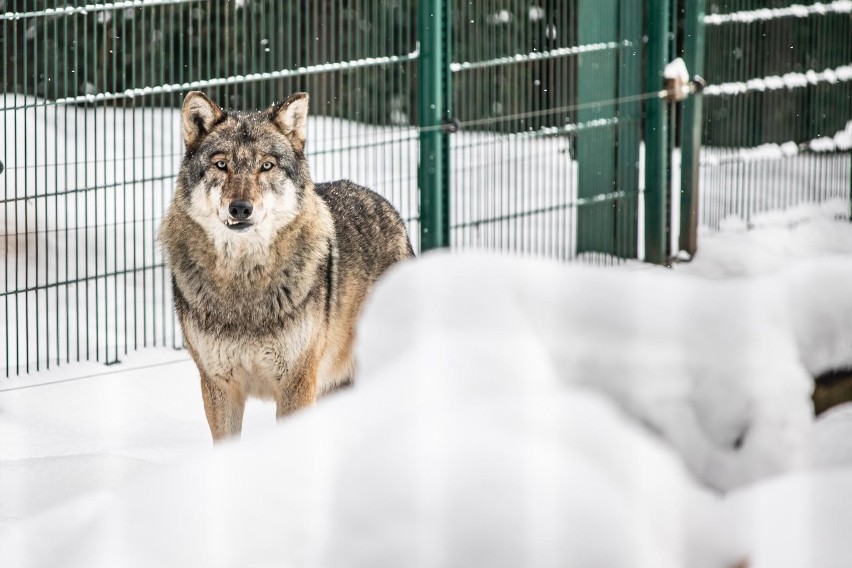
418,0,678,264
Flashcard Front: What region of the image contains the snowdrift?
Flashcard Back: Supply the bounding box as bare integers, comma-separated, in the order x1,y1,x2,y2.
4,250,852,567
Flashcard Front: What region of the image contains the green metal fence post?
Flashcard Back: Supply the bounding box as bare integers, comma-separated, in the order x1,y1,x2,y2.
616,0,644,259
576,0,619,256
679,0,706,256
418,0,451,251
644,0,671,265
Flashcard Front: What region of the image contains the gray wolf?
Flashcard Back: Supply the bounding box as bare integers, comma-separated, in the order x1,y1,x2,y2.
160,91,413,440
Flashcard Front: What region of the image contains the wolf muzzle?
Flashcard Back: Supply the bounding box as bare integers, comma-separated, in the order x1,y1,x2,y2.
229,200,254,221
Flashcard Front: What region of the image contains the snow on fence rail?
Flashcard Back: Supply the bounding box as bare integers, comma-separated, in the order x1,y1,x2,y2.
0,0,203,21
704,0,852,25
703,65,852,97
3,49,421,112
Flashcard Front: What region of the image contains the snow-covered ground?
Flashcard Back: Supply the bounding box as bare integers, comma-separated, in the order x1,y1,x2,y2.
1,211,852,567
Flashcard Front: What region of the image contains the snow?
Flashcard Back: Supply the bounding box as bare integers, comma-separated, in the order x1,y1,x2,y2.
449,41,629,72
0,349,277,530
703,65,852,97
676,209,852,376
681,203,852,279
813,403,852,469
0,0,202,21
528,6,545,22
664,57,690,83
3,226,852,565
705,1,852,25
723,469,852,568
0,345,741,568
359,251,852,491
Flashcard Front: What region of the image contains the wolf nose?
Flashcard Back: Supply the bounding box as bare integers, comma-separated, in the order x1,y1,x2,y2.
228,200,253,221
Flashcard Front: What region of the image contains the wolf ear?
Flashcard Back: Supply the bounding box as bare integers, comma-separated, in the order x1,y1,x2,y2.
182,91,225,148
270,92,309,152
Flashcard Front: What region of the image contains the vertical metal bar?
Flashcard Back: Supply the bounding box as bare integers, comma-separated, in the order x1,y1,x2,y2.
124,6,132,353
54,15,61,369
29,10,41,373
418,0,451,251
131,5,139,352
73,12,81,364
577,0,618,256
679,0,705,256
644,0,671,265
140,6,148,347
35,10,42,371
617,0,642,259
4,15,9,375
91,10,99,363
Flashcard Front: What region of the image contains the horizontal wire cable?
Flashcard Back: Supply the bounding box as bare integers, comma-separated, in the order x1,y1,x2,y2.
0,213,165,238
420,89,666,134
0,264,165,298
0,173,177,205
450,190,637,230
0,356,190,392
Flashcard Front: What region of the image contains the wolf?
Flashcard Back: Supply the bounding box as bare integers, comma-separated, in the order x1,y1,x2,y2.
160,91,413,440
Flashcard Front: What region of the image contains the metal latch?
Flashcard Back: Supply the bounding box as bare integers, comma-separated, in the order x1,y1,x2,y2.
442,117,461,133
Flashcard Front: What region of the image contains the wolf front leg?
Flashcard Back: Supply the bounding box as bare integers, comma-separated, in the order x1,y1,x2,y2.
275,354,320,420
200,373,246,441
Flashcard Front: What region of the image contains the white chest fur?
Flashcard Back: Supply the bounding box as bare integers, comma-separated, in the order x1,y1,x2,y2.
183,316,316,400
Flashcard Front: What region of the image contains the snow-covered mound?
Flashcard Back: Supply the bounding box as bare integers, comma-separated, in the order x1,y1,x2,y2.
681,207,852,279
0,327,740,568
4,250,852,567
358,251,852,490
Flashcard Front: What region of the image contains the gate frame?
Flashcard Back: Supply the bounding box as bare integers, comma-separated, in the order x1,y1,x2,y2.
418,0,686,263
679,0,707,257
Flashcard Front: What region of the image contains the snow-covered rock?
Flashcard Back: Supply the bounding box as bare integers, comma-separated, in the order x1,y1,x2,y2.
358,251,833,491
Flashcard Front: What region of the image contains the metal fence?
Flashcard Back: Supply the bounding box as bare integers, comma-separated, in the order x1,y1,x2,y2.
698,0,852,230
1,0,423,374
1,0,849,376
446,1,646,261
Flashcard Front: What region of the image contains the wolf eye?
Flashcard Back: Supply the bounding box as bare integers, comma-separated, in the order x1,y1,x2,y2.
215,160,227,171
261,161,274,171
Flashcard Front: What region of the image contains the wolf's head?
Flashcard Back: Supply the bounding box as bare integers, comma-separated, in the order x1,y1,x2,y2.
175,91,313,245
